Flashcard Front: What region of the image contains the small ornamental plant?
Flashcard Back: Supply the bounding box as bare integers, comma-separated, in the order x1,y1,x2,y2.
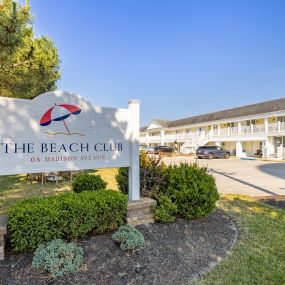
32,239,84,278
154,195,178,223
112,225,145,251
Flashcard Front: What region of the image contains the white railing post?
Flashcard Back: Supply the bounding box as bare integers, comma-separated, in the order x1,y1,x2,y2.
264,117,268,133
251,124,254,134
237,121,241,134
278,121,281,132
128,100,140,201
218,125,221,136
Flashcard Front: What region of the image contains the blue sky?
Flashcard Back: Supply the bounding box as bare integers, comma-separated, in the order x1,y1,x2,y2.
29,0,285,126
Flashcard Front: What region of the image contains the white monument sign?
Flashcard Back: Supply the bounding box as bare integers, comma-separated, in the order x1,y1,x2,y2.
0,91,140,200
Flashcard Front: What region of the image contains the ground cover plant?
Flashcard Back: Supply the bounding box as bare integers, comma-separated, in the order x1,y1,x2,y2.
112,224,145,250
195,195,285,285
32,239,84,278
8,189,127,251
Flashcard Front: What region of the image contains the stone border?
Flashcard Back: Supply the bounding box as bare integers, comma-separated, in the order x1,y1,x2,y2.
127,197,157,226
0,215,7,260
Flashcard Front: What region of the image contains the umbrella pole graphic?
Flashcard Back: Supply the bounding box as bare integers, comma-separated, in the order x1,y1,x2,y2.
62,120,71,135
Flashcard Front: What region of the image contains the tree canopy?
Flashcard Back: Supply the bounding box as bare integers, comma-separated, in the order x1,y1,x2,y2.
0,0,60,99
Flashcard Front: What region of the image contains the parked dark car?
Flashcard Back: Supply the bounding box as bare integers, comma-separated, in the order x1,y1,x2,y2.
196,146,230,159
154,145,175,154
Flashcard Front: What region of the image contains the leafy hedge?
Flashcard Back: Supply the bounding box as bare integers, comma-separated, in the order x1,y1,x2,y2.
8,190,127,251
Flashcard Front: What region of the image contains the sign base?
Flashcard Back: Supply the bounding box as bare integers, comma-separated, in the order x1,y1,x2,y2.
127,197,157,226
0,215,7,260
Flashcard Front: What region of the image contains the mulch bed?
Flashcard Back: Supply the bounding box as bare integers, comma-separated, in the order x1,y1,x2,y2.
0,210,238,285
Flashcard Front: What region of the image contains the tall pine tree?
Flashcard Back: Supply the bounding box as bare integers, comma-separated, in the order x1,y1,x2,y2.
0,0,60,99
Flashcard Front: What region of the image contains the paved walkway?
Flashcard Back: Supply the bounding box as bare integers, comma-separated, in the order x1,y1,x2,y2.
163,156,285,197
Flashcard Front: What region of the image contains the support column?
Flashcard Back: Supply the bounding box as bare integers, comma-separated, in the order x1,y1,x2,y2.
236,141,243,157
262,139,269,159
217,125,221,136
237,121,242,135
128,100,140,201
160,129,165,146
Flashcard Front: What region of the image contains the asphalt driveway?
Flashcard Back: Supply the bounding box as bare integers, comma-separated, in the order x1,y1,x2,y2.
162,156,285,197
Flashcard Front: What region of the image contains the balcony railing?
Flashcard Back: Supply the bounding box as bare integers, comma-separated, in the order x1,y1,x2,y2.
241,126,251,134
268,123,278,132
140,121,285,143
253,125,265,133
139,136,147,143
148,135,161,142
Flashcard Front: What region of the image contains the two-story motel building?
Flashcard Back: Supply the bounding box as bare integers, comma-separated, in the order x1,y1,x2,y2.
140,98,285,160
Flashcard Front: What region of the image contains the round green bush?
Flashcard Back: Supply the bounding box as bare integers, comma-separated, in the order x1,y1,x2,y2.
163,163,220,219
72,172,107,193
32,239,84,278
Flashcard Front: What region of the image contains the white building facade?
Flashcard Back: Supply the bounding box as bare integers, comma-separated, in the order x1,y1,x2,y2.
140,98,285,160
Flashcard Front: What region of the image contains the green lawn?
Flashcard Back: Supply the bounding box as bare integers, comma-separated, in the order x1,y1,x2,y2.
0,168,118,215
196,195,285,285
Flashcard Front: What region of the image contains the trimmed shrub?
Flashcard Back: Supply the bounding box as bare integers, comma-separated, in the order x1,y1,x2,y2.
32,239,84,278
72,172,107,193
163,163,219,219
154,195,178,223
8,190,127,251
116,151,169,197
112,225,145,250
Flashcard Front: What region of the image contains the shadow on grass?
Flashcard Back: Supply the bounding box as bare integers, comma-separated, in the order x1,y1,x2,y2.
196,195,285,285
220,195,285,221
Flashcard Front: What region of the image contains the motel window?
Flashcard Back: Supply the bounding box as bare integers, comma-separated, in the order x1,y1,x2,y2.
246,120,256,126
278,116,285,122
227,122,235,127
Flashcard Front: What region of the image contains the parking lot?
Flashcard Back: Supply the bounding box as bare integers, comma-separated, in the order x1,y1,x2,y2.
162,156,285,197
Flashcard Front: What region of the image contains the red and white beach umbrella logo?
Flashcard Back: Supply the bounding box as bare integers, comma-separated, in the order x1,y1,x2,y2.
39,103,84,136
